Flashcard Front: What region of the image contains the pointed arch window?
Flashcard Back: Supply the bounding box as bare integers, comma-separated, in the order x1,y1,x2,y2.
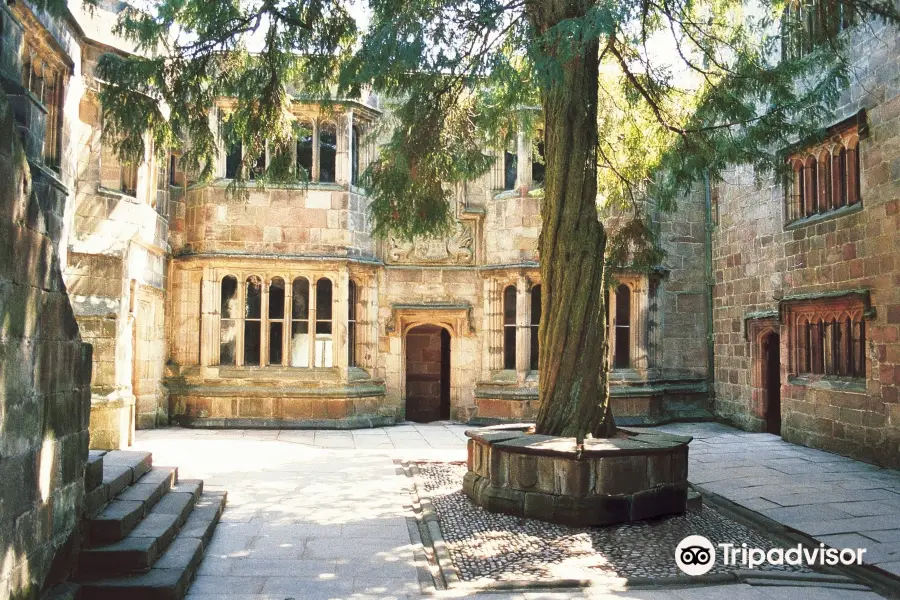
503,285,517,369
786,119,863,225
787,297,867,380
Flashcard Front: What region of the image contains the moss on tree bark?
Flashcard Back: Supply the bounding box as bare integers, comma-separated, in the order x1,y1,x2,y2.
528,0,615,441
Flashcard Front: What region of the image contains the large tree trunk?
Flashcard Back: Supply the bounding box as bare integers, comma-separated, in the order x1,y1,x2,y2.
528,0,615,441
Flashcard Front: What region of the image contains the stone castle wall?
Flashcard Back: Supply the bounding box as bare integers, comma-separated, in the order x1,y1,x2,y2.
712,19,900,467
0,90,91,600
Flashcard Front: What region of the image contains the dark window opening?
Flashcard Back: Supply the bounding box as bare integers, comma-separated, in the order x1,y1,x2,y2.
244,276,262,366
348,280,358,367
319,123,337,183
225,139,242,179
532,139,545,185
351,125,361,186
503,285,517,369
296,122,313,179
504,151,517,191
269,278,285,365
614,284,631,369
530,285,541,371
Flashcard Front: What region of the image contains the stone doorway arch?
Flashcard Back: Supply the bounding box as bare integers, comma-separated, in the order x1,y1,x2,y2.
405,324,451,422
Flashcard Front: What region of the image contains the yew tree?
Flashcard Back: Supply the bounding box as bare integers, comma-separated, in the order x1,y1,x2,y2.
92,0,899,440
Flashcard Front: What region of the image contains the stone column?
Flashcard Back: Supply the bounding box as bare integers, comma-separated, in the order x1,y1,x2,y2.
516,275,529,381
309,275,318,367
336,114,349,186
283,279,293,367
516,126,532,192
261,280,270,366
200,267,219,366
336,269,349,376
633,279,650,376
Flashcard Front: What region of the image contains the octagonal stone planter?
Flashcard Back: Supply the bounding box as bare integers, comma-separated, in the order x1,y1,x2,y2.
463,424,692,527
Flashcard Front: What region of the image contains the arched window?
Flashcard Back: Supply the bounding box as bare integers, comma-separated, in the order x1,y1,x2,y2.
530,285,541,371
821,150,833,210
794,161,805,220
269,278,285,365
291,277,310,367
315,278,333,367
351,125,361,186
503,285,517,369
614,284,631,369
833,145,847,207
319,122,337,183
220,275,238,365
296,120,313,179
244,276,262,366
504,150,517,191
847,139,860,205
804,156,817,216
348,280,358,367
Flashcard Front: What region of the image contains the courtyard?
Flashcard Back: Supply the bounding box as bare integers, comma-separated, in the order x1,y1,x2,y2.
132,422,900,600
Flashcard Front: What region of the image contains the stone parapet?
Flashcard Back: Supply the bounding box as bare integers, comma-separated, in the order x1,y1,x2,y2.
463,425,691,526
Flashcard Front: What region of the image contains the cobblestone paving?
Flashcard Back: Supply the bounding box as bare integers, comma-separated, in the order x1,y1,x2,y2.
419,462,814,583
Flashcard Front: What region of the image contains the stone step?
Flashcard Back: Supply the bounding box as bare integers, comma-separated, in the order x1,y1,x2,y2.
79,491,227,600
38,582,81,600
84,450,153,517
87,466,178,545
85,450,105,492
79,480,203,578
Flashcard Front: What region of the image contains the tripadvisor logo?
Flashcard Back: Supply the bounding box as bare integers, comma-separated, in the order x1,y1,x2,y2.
675,535,868,576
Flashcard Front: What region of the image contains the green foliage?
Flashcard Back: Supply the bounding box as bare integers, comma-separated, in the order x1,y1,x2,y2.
95,0,900,248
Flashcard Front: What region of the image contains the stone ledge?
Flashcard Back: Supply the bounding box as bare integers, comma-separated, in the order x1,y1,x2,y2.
172,414,398,429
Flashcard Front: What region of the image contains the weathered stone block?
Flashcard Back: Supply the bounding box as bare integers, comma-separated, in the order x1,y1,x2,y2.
595,454,649,496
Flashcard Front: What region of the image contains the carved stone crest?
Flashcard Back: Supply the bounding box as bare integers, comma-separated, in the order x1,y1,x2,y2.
387,221,474,265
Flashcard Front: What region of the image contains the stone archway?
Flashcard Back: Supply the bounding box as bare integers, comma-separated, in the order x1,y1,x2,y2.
405,324,451,422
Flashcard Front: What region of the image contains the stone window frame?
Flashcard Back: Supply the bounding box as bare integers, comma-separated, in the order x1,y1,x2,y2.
606,275,650,377
490,120,546,194
210,269,347,369
781,0,854,62
21,39,66,171
783,294,869,385
215,105,373,186
785,117,863,227
98,124,159,203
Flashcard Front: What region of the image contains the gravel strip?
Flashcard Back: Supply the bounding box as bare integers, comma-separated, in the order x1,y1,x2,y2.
418,461,815,583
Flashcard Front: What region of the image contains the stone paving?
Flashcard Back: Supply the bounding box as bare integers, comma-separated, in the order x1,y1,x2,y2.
417,462,812,582
650,422,900,579
132,422,899,600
